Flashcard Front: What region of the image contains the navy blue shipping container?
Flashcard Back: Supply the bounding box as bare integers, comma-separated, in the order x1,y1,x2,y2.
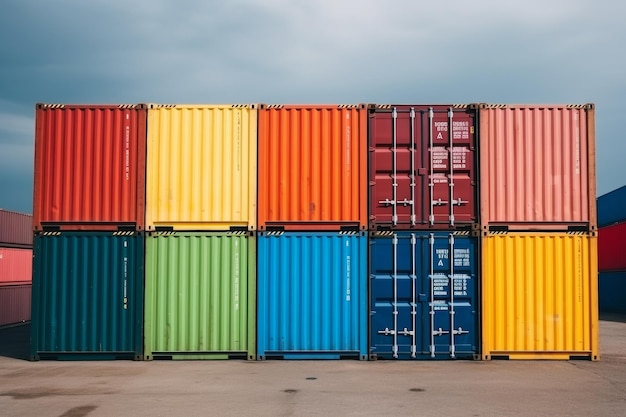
597,185,626,227
369,231,478,360
257,232,368,360
599,271,626,314
31,232,144,360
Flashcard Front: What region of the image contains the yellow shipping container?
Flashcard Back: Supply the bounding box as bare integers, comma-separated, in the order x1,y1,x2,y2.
146,104,257,231
481,233,598,360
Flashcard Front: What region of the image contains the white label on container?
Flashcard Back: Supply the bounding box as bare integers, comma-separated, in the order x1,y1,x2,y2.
125,112,130,181
452,121,469,140
454,248,471,267
452,148,467,170
346,254,351,301
234,240,240,311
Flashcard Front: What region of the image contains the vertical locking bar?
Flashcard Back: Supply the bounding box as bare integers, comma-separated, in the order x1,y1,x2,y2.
428,108,435,225
449,233,456,358
448,108,455,226
410,233,417,358
410,108,416,226
392,108,398,226
429,233,435,358
392,233,399,358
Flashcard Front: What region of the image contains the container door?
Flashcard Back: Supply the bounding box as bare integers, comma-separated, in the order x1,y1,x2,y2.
369,106,475,229
370,232,477,359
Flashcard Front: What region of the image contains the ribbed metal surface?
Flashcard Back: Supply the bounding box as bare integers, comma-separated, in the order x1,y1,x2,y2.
369,105,477,229
370,232,478,359
258,105,368,230
146,105,257,231
478,104,596,230
598,222,626,271
0,209,33,247
481,233,598,360
33,104,147,230
257,232,368,359
0,248,32,283
144,232,255,359
597,185,626,227
598,271,626,314
0,284,31,327
31,232,143,359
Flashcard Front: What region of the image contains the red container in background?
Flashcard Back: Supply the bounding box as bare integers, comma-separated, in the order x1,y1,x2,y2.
369,104,477,229
0,248,32,284
0,284,31,327
0,209,33,247
33,104,147,231
598,222,626,271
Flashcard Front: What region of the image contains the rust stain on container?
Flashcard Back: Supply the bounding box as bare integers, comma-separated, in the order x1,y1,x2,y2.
33,104,147,231
258,104,368,230
478,104,596,230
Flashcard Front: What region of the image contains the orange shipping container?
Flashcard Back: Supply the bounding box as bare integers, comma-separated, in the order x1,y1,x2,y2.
478,104,596,231
33,104,147,231
258,105,368,230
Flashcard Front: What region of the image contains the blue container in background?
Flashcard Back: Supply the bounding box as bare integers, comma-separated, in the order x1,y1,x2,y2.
599,271,626,314
257,231,368,360
597,185,626,227
369,231,478,360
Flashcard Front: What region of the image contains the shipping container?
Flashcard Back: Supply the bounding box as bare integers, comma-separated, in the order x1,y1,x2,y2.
33,104,147,231
597,185,626,227
598,222,626,271
0,209,33,247
369,231,478,360
145,104,257,231
0,283,31,327
144,231,255,360
598,271,626,314
258,105,368,231
478,104,596,231
257,231,368,359
0,248,32,284
31,231,143,360
369,105,477,230
481,233,598,360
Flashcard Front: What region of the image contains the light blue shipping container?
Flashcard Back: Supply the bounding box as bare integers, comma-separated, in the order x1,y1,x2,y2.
257,231,368,360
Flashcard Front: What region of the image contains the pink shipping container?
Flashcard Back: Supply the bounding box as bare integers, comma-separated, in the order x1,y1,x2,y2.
0,209,33,247
478,104,596,231
0,283,31,327
0,248,32,284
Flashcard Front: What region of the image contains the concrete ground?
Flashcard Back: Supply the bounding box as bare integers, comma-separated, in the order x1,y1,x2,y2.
1,317,625,417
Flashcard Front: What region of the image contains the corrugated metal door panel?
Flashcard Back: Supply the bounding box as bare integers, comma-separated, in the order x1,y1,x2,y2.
31,232,143,360
597,185,626,227
258,105,368,230
369,232,478,359
145,105,257,231
479,104,595,230
0,284,31,326
0,248,32,283
481,233,598,360
33,104,146,230
369,105,477,229
257,232,368,359
598,271,626,314
144,232,255,359
598,222,626,271
0,209,33,247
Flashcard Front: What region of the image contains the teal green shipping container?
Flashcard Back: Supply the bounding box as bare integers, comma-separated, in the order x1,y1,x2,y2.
144,231,255,360
31,232,144,360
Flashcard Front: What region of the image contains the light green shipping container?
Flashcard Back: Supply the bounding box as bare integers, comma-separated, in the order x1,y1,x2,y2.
144,231,255,360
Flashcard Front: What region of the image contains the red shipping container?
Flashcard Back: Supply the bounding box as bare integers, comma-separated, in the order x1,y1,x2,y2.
0,283,31,327
0,209,32,247
598,222,626,271
0,248,32,283
33,104,147,231
369,104,477,229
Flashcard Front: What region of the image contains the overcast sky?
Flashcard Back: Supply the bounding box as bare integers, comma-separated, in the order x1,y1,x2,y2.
1,0,624,214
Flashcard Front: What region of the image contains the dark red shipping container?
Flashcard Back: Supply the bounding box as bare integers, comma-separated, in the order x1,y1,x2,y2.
598,222,626,271
33,104,147,231
0,209,33,247
0,283,31,327
369,104,477,230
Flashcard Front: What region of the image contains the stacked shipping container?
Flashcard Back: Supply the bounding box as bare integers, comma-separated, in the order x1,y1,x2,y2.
368,105,480,360
0,210,33,327
597,186,626,314
478,104,598,360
